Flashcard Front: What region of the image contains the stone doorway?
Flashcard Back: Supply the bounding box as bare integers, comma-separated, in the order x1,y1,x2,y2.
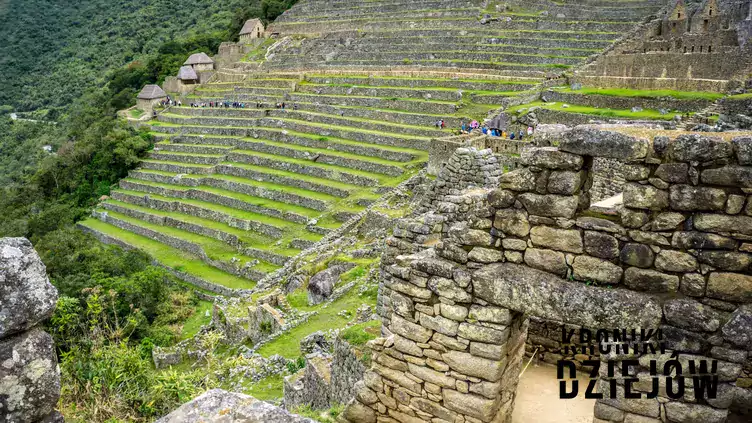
341,129,752,423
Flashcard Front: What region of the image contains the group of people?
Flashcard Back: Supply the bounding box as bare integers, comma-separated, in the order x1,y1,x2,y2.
159,97,180,107
189,101,249,108
458,120,535,140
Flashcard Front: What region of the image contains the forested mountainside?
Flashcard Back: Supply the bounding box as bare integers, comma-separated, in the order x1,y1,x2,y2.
0,0,296,115
0,1,297,421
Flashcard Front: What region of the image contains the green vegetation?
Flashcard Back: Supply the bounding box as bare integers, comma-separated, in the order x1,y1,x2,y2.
293,403,346,423
555,86,725,101
508,101,682,120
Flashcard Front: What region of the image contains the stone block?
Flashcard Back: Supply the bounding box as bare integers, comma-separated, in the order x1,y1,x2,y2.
487,189,515,209
576,217,624,234
654,163,688,184
441,350,506,382
410,397,457,422
651,212,685,231
442,389,500,422
701,166,752,188
619,208,649,229
664,402,727,423
671,231,737,250
663,298,721,332
468,305,512,325
623,164,651,181
432,333,469,351
733,136,752,164
707,272,752,302
467,247,503,264
501,238,527,251
547,170,586,195
623,267,679,293
458,322,509,344
469,342,507,361
572,255,623,285
669,185,727,211
440,304,468,321
493,209,530,237
420,313,459,337
391,315,433,343
584,231,620,260
594,402,625,421
473,263,663,330
560,128,649,160
520,147,583,170
654,250,697,272
524,248,568,277
619,243,654,268
726,194,745,214
670,134,733,162
518,193,578,218
694,213,752,236
721,305,752,349
623,184,668,211
697,251,752,271
428,277,472,303
680,273,706,297
530,226,583,254
499,168,537,191
0,238,59,338
407,363,455,388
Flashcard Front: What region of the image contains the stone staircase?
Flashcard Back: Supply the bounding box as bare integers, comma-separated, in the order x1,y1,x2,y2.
80,0,669,296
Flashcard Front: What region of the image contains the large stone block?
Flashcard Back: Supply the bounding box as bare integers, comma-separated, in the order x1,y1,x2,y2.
0,238,59,338
473,263,663,330
547,170,586,195
493,209,530,237
530,226,583,253
560,128,649,160
0,328,61,423
654,250,697,272
623,267,679,293
733,136,752,165
670,134,733,162
407,363,455,388
707,272,752,302
721,304,752,349
572,255,623,285
701,166,752,187
391,315,433,343
623,184,668,211
518,193,578,218
654,163,688,184
520,147,583,170
697,251,752,271
619,243,654,268
664,402,727,423
443,389,500,422
524,248,568,277
671,231,737,250
694,213,752,236
428,276,472,303
441,350,506,382
669,185,727,211
585,231,620,260
458,322,509,344
499,168,537,191
468,305,512,325
663,298,722,332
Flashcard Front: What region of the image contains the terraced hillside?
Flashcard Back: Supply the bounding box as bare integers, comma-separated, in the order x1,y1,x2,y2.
80,0,667,295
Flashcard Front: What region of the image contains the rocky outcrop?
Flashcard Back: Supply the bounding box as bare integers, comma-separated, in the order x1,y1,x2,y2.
156,389,314,423
0,238,62,423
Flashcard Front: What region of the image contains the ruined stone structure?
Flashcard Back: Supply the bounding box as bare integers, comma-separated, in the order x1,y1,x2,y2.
575,0,752,91
1,238,62,423
341,129,752,423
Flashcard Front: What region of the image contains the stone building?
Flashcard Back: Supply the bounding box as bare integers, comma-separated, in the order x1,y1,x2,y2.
177,65,198,84
184,52,215,72
240,18,265,42
136,84,167,113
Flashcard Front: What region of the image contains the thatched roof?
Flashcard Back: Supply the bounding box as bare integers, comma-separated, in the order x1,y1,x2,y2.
177,66,198,81
137,84,167,100
240,18,264,35
184,52,214,65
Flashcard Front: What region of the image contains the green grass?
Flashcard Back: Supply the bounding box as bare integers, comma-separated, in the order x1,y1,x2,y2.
79,219,255,290
258,283,377,358
554,86,724,100
129,108,145,118
340,320,381,346
508,101,682,120
246,374,285,400
180,300,213,340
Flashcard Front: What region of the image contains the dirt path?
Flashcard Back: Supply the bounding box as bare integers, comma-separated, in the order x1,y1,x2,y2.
512,363,596,423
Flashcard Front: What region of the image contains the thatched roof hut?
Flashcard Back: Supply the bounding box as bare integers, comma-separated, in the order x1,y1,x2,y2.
184,52,214,65
177,66,199,81
137,84,167,100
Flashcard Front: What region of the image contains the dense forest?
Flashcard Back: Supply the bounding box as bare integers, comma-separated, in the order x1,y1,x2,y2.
0,0,297,420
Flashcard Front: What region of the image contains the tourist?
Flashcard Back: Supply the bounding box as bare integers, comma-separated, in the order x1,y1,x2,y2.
461,122,467,133
440,119,445,129
482,126,488,135
435,120,442,129
518,130,524,140
510,131,515,140
527,126,533,136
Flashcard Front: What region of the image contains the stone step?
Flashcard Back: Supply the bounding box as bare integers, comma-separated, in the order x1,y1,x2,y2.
78,219,257,294
297,83,464,102
155,142,234,155
203,79,298,89
300,43,600,57
116,178,316,225
195,87,290,97
289,101,471,129
541,89,716,113
91,209,272,282
100,200,296,267
282,50,585,66
110,187,291,239
187,93,285,104
286,92,457,117
338,28,618,41
303,75,538,91
140,159,214,175
267,58,564,74
278,7,480,23
153,115,431,150
306,36,612,50
149,151,225,165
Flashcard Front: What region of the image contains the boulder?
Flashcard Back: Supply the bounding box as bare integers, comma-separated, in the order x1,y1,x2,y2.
0,238,59,338
308,264,352,305
663,299,722,332
0,328,61,423
560,128,649,160
670,134,733,162
722,305,752,349
156,389,315,423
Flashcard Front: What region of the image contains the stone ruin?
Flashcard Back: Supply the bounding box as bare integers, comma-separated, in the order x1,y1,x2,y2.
340,128,752,423
0,238,62,423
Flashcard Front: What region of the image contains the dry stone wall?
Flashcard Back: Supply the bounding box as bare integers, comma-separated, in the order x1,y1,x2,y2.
0,238,63,423
341,129,752,423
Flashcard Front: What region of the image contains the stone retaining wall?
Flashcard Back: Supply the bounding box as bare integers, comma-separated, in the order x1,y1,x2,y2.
303,76,534,92
533,108,677,128
340,129,752,423
287,93,457,117
543,90,713,113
